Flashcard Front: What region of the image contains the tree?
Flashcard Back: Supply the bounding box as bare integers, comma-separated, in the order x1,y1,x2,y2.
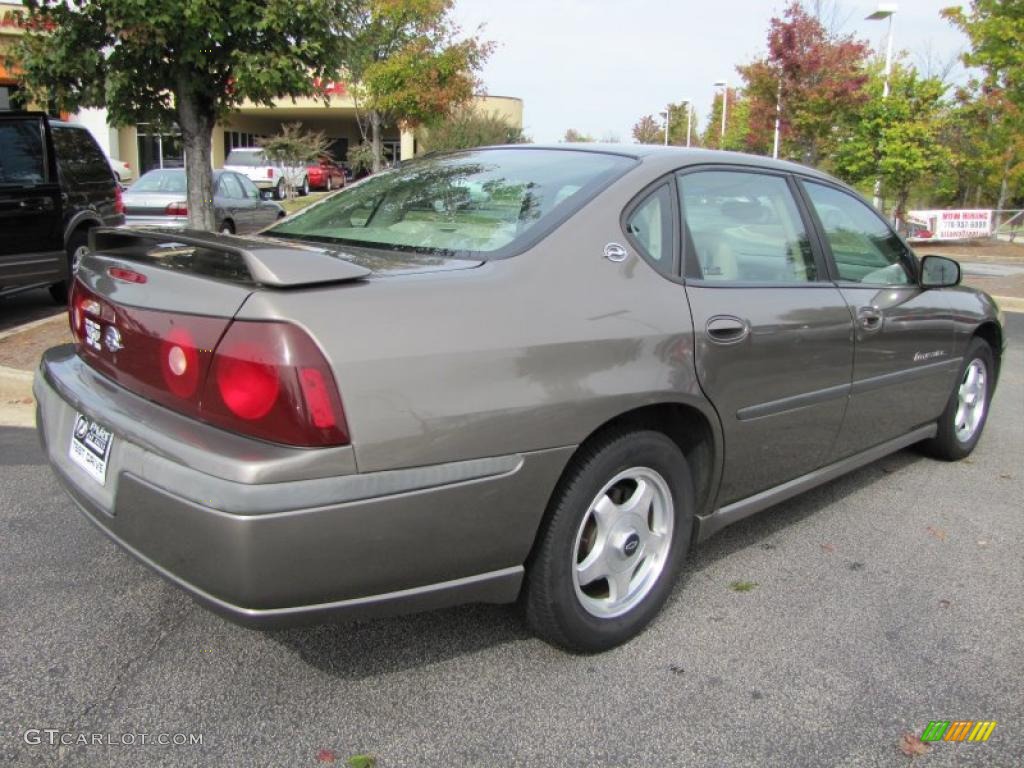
261,122,332,199
562,128,594,143
738,1,870,163
833,63,950,224
344,0,492,173
700,92,747,150
419,104,527,152
17,0,350,230
632,114,662,144
944,0,1024,211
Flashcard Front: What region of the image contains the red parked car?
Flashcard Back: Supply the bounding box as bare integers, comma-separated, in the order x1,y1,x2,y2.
306,156,346,191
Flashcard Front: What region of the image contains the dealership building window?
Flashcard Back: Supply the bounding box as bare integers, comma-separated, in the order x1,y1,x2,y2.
136,123,184,174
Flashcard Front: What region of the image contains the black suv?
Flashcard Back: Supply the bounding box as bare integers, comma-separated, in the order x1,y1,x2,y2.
0,111,124,304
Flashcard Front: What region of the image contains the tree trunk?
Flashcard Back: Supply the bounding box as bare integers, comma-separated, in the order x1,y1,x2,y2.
995,151,1012,213
175,83,216,231
370,111,383,173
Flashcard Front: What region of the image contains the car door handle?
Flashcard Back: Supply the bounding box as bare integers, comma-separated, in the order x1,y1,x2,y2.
19,198,53,211
706,315,750,344
857,308,883,331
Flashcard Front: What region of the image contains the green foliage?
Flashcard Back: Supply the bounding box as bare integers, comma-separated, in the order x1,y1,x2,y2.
262,122,331,198
16,0,351,229
701,92,747,151
419,105,527,152
345,0,493,170
834,64,951,217
347,755,376,768
347,141,377,174
562,128,594,143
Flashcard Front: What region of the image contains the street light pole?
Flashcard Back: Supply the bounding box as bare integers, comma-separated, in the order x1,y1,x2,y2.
772,78,782,159
662,108,669,146
867,3,898,211
686,102,693,147
713,80,728,148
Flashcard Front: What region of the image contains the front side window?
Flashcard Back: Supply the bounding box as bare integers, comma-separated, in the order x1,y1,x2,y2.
803,182,912,285
267,148,634,256
679,170,817,282
626,184,673,270
217,173,244,199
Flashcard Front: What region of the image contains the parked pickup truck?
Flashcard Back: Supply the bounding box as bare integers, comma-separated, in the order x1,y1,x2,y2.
0,111,124,303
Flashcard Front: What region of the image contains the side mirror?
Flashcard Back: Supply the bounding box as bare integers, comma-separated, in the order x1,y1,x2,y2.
920,255,961,288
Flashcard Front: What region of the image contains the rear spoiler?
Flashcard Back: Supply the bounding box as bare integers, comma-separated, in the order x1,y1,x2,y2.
89,227,371,288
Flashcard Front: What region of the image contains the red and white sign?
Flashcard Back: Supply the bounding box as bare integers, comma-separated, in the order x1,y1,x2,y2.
908,209,993,240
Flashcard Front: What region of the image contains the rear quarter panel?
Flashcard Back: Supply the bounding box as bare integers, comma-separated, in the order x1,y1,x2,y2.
237,162,717,474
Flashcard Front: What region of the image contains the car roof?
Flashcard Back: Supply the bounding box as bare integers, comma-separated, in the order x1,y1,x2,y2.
449,143,836,182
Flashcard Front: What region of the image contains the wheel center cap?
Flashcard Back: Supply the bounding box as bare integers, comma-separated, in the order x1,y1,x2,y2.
622,532,640,557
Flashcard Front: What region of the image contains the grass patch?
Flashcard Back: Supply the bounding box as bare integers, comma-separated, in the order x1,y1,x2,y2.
729,580,758,592
279,191,331,215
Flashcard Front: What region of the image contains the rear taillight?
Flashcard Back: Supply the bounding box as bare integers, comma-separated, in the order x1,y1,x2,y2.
266,168,274,179
114,185,125,215
200,320,348,445
165,201,188,216
70,279,349,447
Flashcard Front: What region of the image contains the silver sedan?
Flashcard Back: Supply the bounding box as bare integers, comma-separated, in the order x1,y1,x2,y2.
122,168,285,234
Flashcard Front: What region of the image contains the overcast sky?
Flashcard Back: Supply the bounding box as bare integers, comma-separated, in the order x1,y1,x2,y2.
451,0,970,143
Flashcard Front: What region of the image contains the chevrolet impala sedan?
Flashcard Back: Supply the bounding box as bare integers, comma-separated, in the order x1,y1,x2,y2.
34,146,1003,652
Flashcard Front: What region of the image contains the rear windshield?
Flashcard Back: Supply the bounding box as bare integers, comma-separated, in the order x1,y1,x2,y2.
226,150,268,167
131,169,187,193
267,148,634,256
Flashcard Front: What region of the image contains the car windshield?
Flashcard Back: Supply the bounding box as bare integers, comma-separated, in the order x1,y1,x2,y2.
226,150,268,167
131,169,187,194
267,148,633,256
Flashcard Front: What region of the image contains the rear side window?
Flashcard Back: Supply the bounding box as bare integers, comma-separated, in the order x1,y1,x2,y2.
268,148,634,256
52,126,112,184
803,182,912,285
0,118,48,184
626,184,673,270
679,170,817,282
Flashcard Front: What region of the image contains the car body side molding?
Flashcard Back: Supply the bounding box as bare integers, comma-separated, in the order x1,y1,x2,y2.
695,423,938,542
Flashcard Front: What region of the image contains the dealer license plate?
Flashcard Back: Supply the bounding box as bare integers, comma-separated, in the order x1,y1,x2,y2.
69,413,114,485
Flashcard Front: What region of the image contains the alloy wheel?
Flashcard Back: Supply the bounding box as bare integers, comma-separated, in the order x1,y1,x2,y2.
571,467,674,619
954,358,987,443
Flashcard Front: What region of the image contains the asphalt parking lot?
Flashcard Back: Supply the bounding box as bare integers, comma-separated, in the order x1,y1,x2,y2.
1,315,1021,767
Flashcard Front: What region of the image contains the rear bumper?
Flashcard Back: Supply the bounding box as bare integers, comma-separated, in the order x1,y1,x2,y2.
34,347,571,627
124,215,187,228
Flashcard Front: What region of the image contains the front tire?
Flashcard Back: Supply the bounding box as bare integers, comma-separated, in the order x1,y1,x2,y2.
300,176,310,196
921,337,995,461
524,430,694,653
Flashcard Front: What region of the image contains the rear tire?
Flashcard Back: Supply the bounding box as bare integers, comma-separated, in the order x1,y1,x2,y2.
219,220,235,235
920,337,995,461
524,430,694,653
274,180,285,200
326,176,333,192
49,229,90,305
300,176,310,196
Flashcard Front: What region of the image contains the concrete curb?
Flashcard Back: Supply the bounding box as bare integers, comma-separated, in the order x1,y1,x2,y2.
0,311,64,342
992,295,1024,314
0,365,35,428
